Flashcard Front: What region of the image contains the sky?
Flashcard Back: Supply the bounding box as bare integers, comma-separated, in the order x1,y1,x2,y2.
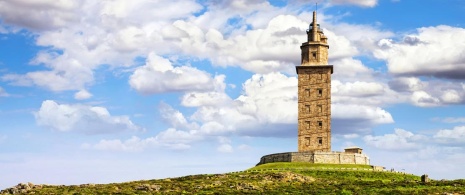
1,0,465,189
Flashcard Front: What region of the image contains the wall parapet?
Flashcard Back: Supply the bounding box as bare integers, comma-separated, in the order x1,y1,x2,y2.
257,151,370,166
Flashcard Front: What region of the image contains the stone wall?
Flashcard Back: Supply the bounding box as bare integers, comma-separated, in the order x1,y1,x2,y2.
296,66,333,152
257,151,370,166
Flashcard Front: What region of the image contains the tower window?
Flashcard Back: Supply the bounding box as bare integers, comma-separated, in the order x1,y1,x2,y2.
318,121,322,129
317,105,322,113
305,121,311,129
312,52,317,59
305,105,311,113
305,89,310,97
317,88,323,96
318,137,323,145
305,137,310,146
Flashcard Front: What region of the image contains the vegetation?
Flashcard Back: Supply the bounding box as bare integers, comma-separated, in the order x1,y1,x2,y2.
2,163,465,194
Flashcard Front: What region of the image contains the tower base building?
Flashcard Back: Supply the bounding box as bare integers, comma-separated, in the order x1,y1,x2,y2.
257,151,370,166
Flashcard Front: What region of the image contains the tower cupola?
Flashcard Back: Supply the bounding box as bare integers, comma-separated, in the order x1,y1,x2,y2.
301,11,329,66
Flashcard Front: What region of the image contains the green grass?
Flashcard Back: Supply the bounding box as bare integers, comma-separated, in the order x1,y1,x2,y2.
2,162,464,195
249,162,373,170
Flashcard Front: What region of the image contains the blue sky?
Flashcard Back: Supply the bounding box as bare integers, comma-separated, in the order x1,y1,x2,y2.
1,0,465,189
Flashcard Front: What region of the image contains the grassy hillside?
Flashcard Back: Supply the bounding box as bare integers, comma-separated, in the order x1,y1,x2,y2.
2,163,465,194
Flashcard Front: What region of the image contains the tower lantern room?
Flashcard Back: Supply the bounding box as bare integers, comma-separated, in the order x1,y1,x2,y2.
301,11,329,66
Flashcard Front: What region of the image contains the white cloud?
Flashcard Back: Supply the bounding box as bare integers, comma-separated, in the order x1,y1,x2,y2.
331,58,372,80
410,91,440,107
188,72,299,137
343,134,359,139
434,126,465,145
74,89,92,100
363,128,426,150
440,89,462,104
438,117,465,124
388,77,465,107
332,104,394,134
157,72,396,141
159,102,199,130
83,136,157,152
374,25,465,79
235,72,298,124
217,144,234,153
1,0,204,95
129,53,221,94
329,0,378,7
388,77,426,92
319,18,394,56
34,100,144,134
2,52,94,91
333,81,385,97
181,91,232,107
155,128,202,147
215,137,234,153
180,75,232,107
0,0,80,31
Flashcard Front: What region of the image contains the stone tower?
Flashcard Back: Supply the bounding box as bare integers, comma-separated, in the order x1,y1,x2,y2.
296,11,333,152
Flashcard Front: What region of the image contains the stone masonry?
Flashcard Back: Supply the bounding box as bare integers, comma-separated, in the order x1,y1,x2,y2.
257,152,370,166
297,11,333,152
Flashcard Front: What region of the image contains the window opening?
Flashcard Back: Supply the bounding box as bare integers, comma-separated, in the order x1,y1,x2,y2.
305,89,310,97
305,137,310,146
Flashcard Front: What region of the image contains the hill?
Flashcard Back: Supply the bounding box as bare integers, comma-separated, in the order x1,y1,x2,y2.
2,162,465,194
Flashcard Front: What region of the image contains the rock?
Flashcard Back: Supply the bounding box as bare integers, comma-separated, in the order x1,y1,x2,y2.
135,184,160,191
1,182,39,194
150,184,161,191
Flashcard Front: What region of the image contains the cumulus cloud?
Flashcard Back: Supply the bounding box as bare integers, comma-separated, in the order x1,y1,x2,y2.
0,0,80,31
410,91,440,107
374,25,465,79
129,53,222,94
387,77,465,107
332,104,394,134
217,137,234,153
1,0,204,95
83,127,223,152
174,15,308,74
388,77,426,92
35,100,144,134
0,0,394,98
82,136,157,152
363,128,426,150
159,102,199,130
329,0,378,7
2,52,94,91
434,126,465,145
333,81,385,97
155,71,396,144
74,89,92,100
